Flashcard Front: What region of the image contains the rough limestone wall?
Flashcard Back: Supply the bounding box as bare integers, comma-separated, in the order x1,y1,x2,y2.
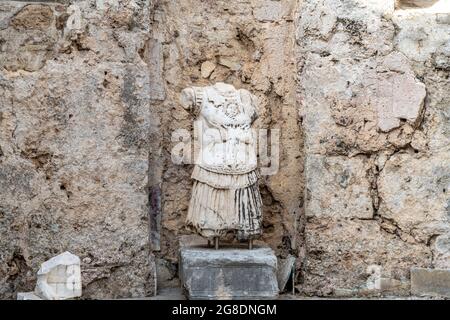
296,0,449,296
0,0,157,299
2,0,447,299
151,0,304,287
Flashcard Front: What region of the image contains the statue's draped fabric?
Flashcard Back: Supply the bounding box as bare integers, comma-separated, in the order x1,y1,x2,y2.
182,83,263,240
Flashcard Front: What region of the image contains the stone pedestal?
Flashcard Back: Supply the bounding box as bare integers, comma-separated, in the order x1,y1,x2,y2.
179,245,279,299
411,267,450,298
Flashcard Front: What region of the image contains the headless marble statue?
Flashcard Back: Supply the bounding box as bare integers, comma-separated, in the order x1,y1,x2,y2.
180,82,263,249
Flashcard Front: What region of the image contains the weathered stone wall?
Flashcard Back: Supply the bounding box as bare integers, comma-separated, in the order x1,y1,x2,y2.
0,0,448,299
0,0,157,299
296,0,449,296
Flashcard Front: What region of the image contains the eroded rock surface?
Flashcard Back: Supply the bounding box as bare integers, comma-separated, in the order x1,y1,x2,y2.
0,0,156,299
297,0,449,296
35,251,81,300
0,0,448,299
152,0,304,288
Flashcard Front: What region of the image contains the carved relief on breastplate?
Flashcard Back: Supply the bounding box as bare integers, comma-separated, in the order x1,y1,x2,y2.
183,82,259,174
180,82,263,243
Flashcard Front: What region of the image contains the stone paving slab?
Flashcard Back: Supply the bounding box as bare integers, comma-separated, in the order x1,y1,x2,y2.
180,245,279,300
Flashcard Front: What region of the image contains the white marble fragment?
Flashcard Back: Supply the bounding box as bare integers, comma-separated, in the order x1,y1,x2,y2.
375,52,426,132
200,61,216,78
35,251,82,300
17,292,42,300
277,255,296,292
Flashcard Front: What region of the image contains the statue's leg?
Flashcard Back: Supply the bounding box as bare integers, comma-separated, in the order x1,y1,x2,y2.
214,236,219,250
207,239,211,248
248,238,253,250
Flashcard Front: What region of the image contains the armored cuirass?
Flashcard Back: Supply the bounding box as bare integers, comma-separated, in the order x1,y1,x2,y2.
191,84,258,174
181,82,262,241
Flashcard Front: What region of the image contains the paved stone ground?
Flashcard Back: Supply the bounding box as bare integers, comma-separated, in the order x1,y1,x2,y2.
120,287,445,300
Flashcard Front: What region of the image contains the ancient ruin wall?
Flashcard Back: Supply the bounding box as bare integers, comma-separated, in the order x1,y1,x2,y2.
0,0,157,299
0,0,305,298
0,0,448,299
296,0,449,296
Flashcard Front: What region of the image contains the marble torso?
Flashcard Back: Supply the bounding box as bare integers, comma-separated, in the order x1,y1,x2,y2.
192,83,258,174
181,82,263,240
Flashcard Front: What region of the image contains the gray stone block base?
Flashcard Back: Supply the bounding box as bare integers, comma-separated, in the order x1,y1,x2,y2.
411,267,450,298
179,245,279,300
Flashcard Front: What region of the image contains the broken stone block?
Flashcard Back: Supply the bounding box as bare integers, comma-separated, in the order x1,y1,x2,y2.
17,292,42,300
35,251,82,300
411,267,450,298
433,233,450,268
218,57,241,71
379,277,406,292
200,61,216,78
375,52,426,132
378,153,450,243
277,255,295,292
180,245,278,299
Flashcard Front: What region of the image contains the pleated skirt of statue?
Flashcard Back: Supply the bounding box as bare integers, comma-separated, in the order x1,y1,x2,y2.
186,166,263,240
